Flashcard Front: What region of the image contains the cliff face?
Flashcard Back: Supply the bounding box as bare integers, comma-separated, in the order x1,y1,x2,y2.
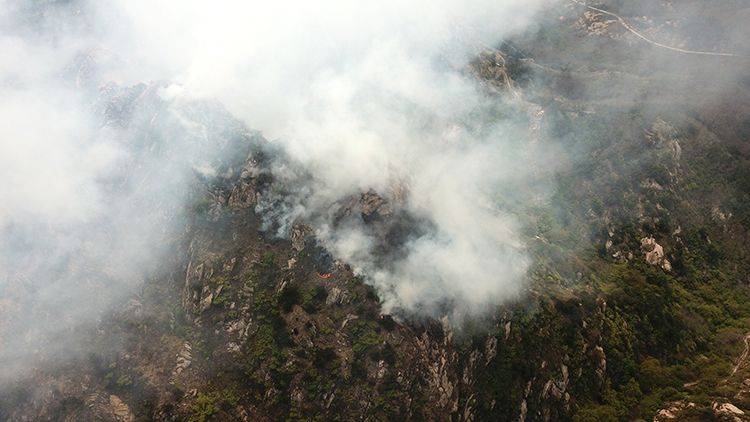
3,1,750,421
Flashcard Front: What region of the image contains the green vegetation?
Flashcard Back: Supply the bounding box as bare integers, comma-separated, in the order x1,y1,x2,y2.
301,285,327,313
189,389,239,422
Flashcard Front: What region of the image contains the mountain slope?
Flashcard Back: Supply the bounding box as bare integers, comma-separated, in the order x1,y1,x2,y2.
2,1,750,421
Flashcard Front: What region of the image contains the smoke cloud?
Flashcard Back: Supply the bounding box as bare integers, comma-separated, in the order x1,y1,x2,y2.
101,0,547,317
5,0,747,387
0,1,256,382
0,0,550,381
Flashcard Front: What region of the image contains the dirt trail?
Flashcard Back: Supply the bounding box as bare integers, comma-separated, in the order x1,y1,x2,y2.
572,0,747,58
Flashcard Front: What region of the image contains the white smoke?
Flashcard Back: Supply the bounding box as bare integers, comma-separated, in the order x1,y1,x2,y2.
0,1,255,381
0,0,548,370
94,0,546,317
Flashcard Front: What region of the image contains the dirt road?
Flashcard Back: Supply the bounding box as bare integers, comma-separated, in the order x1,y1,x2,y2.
572,0,746,58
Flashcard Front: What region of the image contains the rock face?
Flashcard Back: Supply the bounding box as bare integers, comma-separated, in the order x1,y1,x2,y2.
291,223,315,252
654,401,697,421
108,395,135,422
712,402,746,421
577,9,620,37
174,343,193,376
83,393,135,422
646,119,682,163
593,346,607,381
641,237,672,271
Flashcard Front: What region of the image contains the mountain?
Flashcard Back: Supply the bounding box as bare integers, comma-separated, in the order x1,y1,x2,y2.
1,1,750,421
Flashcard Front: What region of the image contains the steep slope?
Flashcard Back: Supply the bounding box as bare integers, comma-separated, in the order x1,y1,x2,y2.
2,1,750,421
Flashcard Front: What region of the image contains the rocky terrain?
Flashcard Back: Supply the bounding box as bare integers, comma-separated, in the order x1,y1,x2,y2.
2,1,750,421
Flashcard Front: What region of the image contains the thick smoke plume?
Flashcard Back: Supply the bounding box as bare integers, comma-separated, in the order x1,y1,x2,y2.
0,0,547,381
104,0,546,317
0,1,254,382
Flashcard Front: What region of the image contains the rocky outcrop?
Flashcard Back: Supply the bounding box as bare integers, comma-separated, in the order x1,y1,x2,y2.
641,237,672,271
291,223,315,252
173,343,193,376
85,393,135,422
416,330,459,414
577,10,619,38
593,346,607,381
712,402,747,421
646,119,682,163
654,400,697,421
108,395,135,422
